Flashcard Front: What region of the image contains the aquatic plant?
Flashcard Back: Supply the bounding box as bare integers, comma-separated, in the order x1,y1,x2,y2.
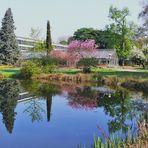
93,120,148,148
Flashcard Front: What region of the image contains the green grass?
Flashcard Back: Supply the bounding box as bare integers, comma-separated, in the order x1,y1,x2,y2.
58,68,148,79
1,66,148,79
0,68,20,78
93,69,148,79
57,68,81,74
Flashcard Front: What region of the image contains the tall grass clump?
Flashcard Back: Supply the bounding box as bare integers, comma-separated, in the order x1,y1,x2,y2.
93,120,148,148
36,73,92,82
93,136,125,148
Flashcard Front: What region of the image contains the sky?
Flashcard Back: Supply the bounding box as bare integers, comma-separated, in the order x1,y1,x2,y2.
0,0,144,42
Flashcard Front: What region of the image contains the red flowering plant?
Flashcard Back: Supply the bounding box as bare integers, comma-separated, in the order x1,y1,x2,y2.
50,50,69,66
68,40,98,72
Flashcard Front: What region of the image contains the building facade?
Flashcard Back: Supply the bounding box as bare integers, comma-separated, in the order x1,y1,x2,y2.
17,36,68,59
17,37,118,66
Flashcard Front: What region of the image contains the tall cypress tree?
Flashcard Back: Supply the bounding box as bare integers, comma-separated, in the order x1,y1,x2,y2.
46,20,53,56
0,8,20,65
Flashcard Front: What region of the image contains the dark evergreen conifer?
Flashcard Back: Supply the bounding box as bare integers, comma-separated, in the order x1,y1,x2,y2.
0,8,20,65
46,20,53,56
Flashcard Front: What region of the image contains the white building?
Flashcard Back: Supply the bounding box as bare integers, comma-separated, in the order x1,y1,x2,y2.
17,36,68,59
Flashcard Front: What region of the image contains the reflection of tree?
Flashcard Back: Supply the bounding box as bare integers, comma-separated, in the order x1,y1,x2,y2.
98,89,134,134
20,80,41,97
23,99,45,122
46,97,52,121
0,80,20,133
21,81,60,122
67,86,99,110
39,83,59,122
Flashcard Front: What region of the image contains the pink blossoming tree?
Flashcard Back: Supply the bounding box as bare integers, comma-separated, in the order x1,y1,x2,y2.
68,39,96,57
68,40,98,72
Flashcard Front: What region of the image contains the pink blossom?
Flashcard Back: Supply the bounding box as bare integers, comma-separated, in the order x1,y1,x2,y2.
68,39,96,53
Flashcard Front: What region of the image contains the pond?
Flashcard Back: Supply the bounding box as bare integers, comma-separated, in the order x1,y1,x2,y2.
0,79,147,148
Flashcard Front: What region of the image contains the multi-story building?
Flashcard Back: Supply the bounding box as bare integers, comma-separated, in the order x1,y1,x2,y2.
16,36,68,59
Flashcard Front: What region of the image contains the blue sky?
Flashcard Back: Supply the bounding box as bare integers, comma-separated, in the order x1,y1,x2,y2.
0,0,143,42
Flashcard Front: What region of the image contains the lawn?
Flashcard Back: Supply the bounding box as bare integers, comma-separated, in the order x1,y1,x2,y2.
58,67,148,79
93,68,148,79
0,66,148,79
0,67,20,78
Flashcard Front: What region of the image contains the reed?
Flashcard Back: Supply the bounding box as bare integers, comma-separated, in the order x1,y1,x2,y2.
36,73,92,83
93,120,148,148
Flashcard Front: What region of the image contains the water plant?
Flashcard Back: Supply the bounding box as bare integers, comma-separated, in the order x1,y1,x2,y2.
93,120,148,148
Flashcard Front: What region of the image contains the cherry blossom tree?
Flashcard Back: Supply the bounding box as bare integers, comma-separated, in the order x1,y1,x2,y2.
50,50,68,61
68,39,97,72
68,39,96,56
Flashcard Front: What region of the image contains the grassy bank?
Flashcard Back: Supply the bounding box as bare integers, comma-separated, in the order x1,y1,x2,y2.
35,72,148,93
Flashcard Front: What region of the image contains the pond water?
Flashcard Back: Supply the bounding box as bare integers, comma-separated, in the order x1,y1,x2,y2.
0,80,147,148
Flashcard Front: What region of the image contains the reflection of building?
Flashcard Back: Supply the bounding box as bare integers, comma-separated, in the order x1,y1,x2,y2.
18,92,52,122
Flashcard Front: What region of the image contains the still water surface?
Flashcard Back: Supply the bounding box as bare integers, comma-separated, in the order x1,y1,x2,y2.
0,80,147,148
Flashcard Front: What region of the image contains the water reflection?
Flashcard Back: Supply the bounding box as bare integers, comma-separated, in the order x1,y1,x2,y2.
20,81,60,123
23,99,45,122
98,89,135,134
0,80,20,133
66,86,99,110
0,79,147,146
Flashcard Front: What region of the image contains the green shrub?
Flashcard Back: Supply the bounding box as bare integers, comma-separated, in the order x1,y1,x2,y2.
43,64,57,73
21,61,41,78
83,66,91,73
77,58,98,67
77,58,98,73
39,56,63,66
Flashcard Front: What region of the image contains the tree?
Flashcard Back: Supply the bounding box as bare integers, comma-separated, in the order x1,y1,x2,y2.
32,41,46,52
58,36,69,45
59,40,68,45
46,21,53,56
68,39,97,72
73,27,120,49
130,48,147,68
73,28,98,42
138,1,148,36
68,39,96,55
108,6,135,65
0,8,20,65
50,50,68,65
29,27,41,40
